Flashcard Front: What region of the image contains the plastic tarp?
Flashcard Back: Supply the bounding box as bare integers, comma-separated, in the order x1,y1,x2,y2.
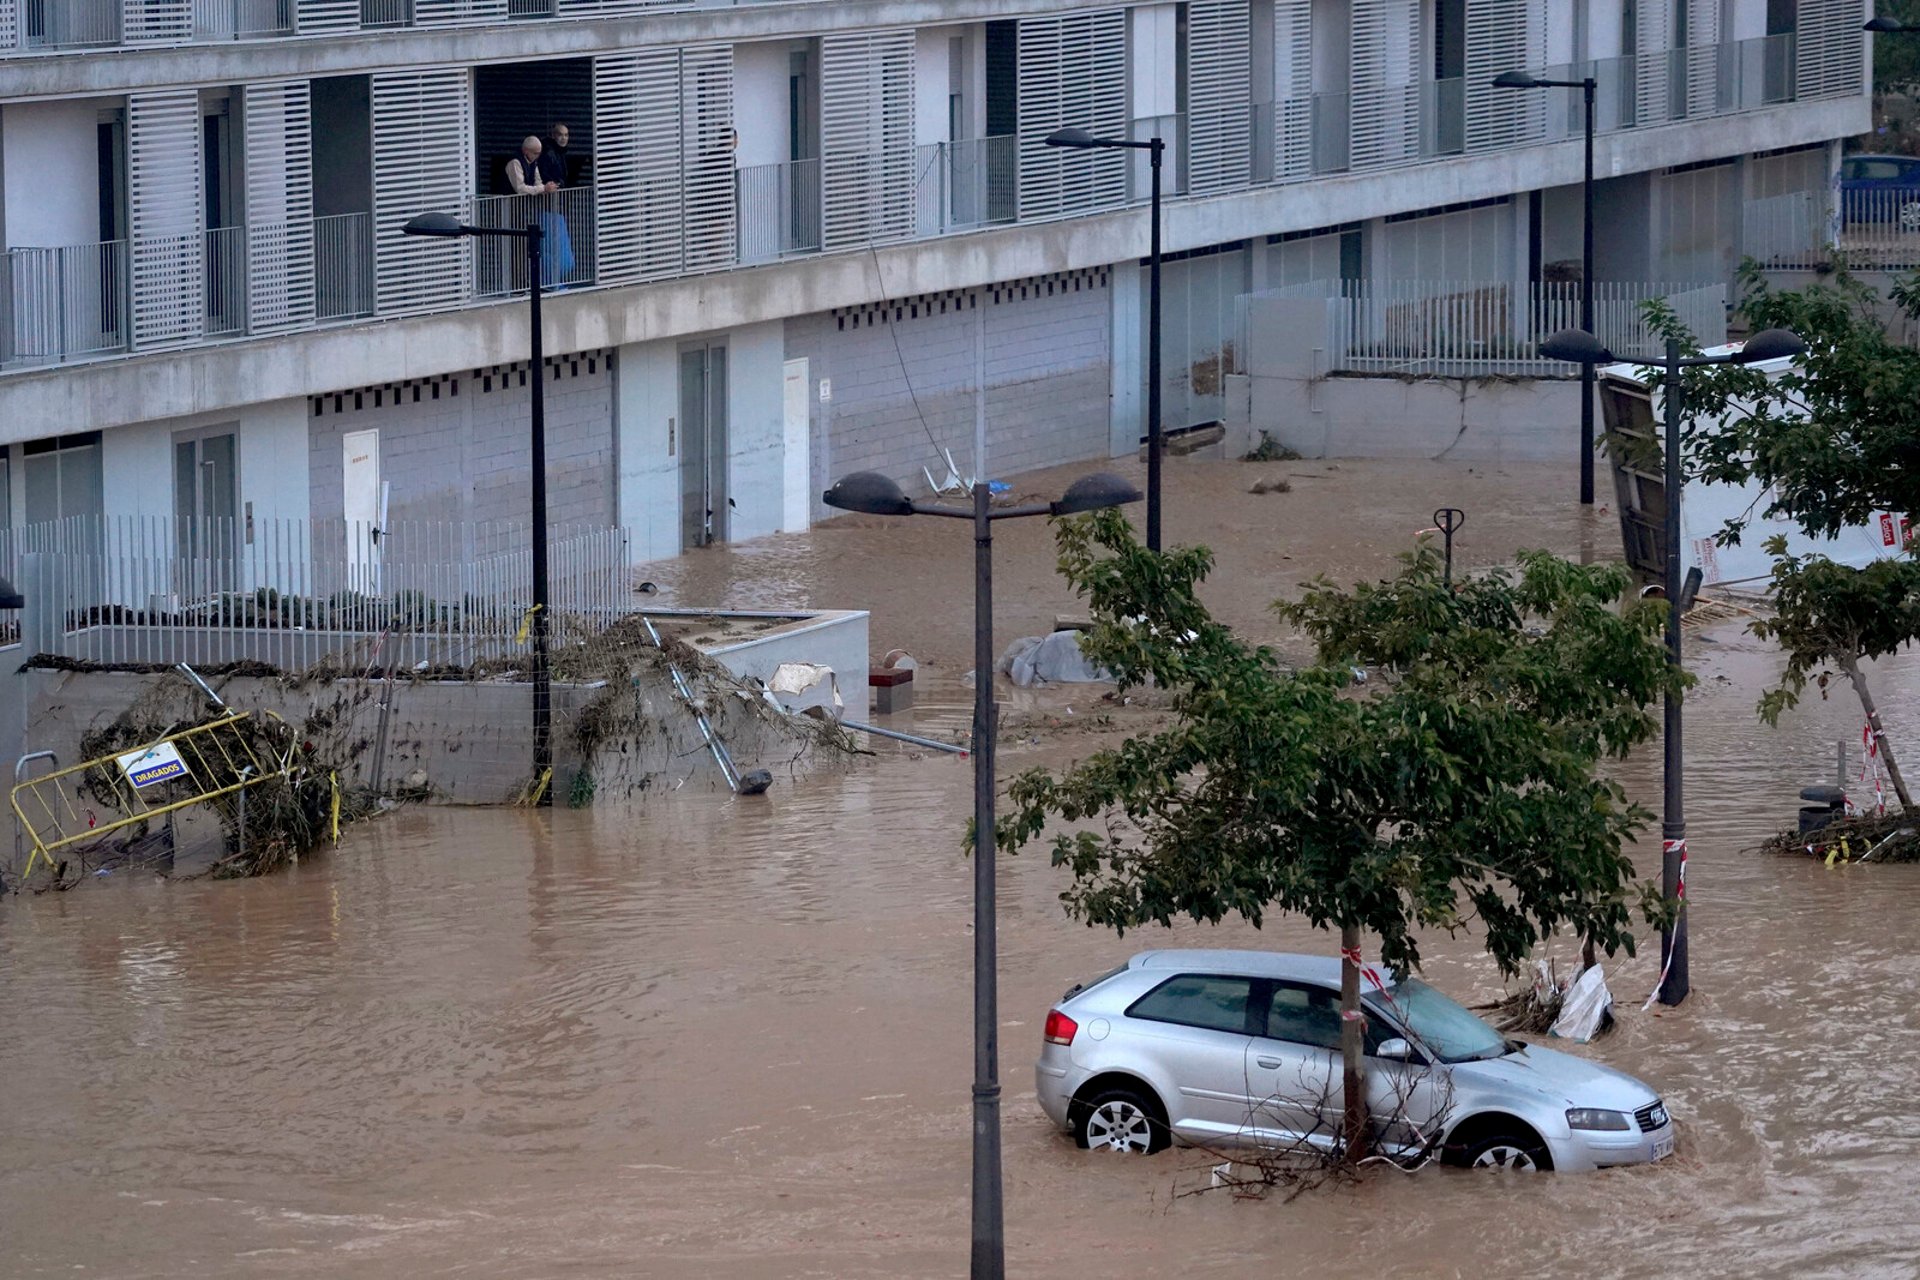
1549,965,1614,1043
996,632,1116,687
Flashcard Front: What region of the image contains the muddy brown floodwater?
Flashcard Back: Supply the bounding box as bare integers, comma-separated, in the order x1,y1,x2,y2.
7,458,1920,1279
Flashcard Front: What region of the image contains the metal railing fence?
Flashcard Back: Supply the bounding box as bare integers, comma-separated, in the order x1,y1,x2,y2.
23,0,120,47
914,135,1017,236
735,158,823,263
203,225,248,338
190,0,291,38
10,515,633,671
314,212,375,321
468,186,596,296
1237,279,1728,377
1,240,130,369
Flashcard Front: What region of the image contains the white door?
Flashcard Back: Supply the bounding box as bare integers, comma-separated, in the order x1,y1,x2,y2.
781,357,810,532
342,429,381,594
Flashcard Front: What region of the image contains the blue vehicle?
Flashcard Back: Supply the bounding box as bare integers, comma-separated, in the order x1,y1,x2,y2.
1840,153,1920,228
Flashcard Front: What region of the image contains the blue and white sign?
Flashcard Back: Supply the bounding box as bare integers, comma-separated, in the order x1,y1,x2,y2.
117,742,190,789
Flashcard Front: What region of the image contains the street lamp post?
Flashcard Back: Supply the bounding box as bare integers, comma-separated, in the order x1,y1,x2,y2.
1493,68,1599,505
1864,16,1920,33
1538,325,1807,1006
1045,127,1166,550
403,211,552,798
822,469,1140,1280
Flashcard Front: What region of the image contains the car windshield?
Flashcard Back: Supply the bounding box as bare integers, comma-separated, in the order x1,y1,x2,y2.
1367,978,1509,1063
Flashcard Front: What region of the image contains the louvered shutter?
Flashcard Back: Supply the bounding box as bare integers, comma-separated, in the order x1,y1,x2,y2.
0,0,16,52
414,0,504,25
1635,0,1671,126
1016,10,1128,221
1350,0,1418,169
1685,0,1719,116
681,46,736,272
820,31,915,250
371,68,472,315
1800,0,1866,100
1464,0,1544,152
636,51,686,279
124,0,189,42
1273,0,1312,180
244,80,315,333
294,0,358,34
128,90,203,350
593,53,650,286
1186,0,1251,194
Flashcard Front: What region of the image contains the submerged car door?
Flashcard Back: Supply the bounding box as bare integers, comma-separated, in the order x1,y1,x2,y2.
1120,973,1258,1143
1243,981,1344,1154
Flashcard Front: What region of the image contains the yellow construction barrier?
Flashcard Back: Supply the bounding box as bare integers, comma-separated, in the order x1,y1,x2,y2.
10,712,294,879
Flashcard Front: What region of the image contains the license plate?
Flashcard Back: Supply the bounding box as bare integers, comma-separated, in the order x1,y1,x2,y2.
1651,1135,1675,1161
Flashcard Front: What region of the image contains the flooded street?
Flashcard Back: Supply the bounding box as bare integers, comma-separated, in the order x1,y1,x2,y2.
6,457,1920,1278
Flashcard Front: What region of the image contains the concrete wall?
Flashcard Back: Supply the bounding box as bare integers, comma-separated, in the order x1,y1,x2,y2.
786,267,1112,510
306,352,614,528
2,98,107,249
726,319,789,544
1239,296,1579,463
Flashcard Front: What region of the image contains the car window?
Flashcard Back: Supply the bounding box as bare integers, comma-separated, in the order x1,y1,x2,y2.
1859,160,1904,180
1261,982,1343,1050
1126,974,1253,1035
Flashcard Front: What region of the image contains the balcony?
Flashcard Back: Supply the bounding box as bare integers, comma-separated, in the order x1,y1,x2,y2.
23,0,121,49
191,0,292,39
1420,77,1465,158
203,226,248,337
315,213,375,322
1,240,129,368
735,158,822,264
914,136,1016,236
468,187,597,296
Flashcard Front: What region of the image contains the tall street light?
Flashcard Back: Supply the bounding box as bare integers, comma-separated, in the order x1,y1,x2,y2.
404,210,553,800
1493,68,1600,505
822,469,1140,1279
1045,126,1166,551
1538,325,1807,1006
1864,16,1920,33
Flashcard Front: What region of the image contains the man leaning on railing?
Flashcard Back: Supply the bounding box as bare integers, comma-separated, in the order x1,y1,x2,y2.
504,135,575,288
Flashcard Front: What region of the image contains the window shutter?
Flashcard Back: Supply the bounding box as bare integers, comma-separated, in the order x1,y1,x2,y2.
0,1,16,52
1186,0,1252,194
593,53,650,286
1464,0,1544,152
1274,0,1312,180
128,90,203,350
1799,0,1866,100
244,79,315,333
820,30,916,251
1016,10,1128,221
632,50,687,280
681,45,737,272
293,0,356,33
414,0,505,25
1350,0,1418,169
124,0,189,42
371,68,473,315
1635,0,1672,125
1686,0,1719,116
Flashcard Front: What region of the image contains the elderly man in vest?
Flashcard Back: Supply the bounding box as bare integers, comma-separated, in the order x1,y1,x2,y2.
503,135,574,286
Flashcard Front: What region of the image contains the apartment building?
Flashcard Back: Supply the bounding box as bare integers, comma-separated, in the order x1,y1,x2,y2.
0,0,1870,567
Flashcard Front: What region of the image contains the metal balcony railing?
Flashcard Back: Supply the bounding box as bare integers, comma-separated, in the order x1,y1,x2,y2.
1720,33,1798,111
468,186,596,296
913,136,1016,236
191,0,291,38
358,0,411,26
1,240,129,368
1129,114,1185,200
314,213,376,322
203,226,248,338
23,0,121,48
735,158,822,264
1420,77,1465,158
1311,92,1350,174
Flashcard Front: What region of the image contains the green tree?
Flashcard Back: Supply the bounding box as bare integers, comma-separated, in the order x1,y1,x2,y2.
998,514,1681,1160
1751,542,1920,811
1874,0,1920,96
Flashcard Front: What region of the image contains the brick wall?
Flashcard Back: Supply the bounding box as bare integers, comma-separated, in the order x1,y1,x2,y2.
308,351,615,529
785,267,1111,511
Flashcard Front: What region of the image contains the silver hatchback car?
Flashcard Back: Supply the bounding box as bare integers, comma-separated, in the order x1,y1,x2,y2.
1035,949,1675,1172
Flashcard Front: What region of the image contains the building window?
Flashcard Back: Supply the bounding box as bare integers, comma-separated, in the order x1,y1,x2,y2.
23,432,104,527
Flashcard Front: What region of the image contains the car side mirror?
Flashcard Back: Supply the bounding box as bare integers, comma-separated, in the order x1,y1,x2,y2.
1374,1037,1415,1061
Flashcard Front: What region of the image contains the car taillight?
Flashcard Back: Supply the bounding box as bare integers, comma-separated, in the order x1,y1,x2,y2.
1044,1010,1078,1046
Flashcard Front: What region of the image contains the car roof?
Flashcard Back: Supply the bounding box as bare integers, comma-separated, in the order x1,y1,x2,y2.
1128,949,1351,985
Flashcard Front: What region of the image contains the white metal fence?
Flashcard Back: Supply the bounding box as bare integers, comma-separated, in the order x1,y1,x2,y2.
914,136,1017,237
469,187,596,295
1,240,129,367
6,516,634,671
1743,186,1920,271
1238,279,1729,377
736,158,822,263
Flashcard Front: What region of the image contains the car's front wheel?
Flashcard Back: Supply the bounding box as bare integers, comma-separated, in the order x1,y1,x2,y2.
1461,1130,1552,1172
1074,1085,1169,1155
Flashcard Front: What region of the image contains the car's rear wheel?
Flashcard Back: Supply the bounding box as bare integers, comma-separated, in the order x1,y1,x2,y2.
1902,200,1920,231
1462,1131,1551,1172
1075,1085,1169,1155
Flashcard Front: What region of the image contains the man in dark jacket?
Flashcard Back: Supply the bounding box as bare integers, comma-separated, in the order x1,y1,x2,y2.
538,122,572,188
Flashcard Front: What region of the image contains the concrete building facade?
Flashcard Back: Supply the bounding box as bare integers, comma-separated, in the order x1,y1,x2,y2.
0,0,1874,568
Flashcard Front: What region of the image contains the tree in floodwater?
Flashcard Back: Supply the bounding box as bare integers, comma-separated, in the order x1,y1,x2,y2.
997,514,1681,1161
1648,266,1920,793
1751,544,1920,813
